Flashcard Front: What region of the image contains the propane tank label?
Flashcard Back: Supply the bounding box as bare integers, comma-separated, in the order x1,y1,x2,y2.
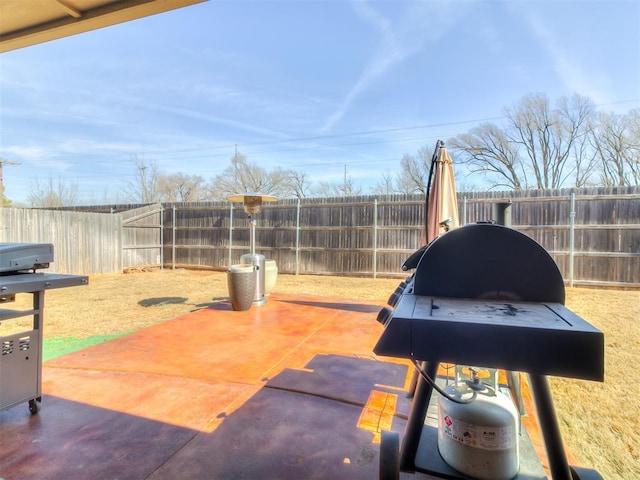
440,414,515,450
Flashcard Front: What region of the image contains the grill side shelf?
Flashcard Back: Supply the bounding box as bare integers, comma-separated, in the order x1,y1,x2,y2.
374,294,604,381
0,273,89,295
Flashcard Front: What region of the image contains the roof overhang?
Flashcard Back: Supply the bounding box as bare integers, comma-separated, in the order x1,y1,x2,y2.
0,0,208,54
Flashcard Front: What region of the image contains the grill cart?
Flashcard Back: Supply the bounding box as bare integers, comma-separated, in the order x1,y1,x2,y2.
0,243,88,414
375,224,604,480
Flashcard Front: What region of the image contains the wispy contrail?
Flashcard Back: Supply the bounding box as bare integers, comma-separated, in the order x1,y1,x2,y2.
320,0,476,133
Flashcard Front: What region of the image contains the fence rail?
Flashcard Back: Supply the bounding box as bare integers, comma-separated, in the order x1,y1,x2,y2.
1,186,638,287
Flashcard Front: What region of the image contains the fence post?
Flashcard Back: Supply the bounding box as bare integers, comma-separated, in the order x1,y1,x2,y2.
494,201,512,228
227,203,234,268
462,195,467,226
373,198,378,278
295,198,301,275
119,213,124,273
569,192,576,287
160,206,164,270
172,206,176,270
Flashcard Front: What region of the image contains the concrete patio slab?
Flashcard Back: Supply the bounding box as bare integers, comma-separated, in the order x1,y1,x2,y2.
0,294,437,479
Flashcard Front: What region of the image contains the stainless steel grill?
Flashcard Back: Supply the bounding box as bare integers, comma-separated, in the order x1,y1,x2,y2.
1,243,88,414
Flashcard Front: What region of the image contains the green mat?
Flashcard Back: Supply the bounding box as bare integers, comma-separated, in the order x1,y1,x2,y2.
43,333,131,362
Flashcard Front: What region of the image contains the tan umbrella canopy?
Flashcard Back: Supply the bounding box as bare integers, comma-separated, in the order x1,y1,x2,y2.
425,140,459,244
401,141,460,271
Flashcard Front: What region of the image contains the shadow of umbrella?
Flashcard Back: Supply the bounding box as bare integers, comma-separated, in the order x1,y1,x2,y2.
280,299,381,314
139,297,188,307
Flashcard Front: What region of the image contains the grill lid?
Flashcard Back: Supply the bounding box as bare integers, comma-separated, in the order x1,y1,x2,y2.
412,223,565,304
0,243,54,273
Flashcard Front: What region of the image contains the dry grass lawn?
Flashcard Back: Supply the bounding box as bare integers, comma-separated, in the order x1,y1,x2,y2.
5,269,639,479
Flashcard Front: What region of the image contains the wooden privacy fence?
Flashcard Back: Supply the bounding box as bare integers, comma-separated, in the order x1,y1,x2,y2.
164,186,639,287
460,188,639,287
1,186,638,287
165,195,423,278
0,204,162,274
0,206,121,274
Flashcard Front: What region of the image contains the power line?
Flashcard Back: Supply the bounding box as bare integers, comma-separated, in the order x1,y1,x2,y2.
7,95,639,164
2,115,504,163
4,97,639,180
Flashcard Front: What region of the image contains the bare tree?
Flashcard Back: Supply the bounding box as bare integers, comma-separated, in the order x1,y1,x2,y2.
208,150,308,200
376,146,433,195
286,170,312,199
158,173,206,202
27,176,79,207
505,93,594,189
208,152,269,199
124,156,162,203
627,109,640,184
570,120,600,188
555,94,596,186
395,146,433,194
449,93,596,190
590,109,640,186
1,157,20,205
267,167,306,199
371,171,398,195
312,165,362,197
449,123,526,189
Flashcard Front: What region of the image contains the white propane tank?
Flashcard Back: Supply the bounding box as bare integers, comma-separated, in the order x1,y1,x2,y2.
438,365,520,480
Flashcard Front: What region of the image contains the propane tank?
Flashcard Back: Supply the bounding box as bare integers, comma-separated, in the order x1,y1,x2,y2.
438,365,519,480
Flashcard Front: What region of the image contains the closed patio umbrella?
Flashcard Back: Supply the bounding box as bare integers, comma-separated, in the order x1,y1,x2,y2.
401,140,460,272
425,140,459,244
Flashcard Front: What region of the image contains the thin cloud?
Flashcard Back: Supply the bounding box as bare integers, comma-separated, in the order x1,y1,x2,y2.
321,0,476,133
320,1,406,132
149,103,290,140
523,10,610,105
3,145,73,171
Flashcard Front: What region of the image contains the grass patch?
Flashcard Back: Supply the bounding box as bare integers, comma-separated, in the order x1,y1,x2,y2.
43,333,131,362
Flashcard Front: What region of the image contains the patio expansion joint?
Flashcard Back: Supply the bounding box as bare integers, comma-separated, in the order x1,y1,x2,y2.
264,383,368,410
142,429,202,480
262,382,411,423
254,314,338,381
43,364,261,388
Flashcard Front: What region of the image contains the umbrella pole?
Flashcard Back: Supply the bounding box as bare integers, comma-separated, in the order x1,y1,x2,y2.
410,140,444,396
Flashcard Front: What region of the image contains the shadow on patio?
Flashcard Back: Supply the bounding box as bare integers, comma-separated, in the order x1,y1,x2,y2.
1,294,435,479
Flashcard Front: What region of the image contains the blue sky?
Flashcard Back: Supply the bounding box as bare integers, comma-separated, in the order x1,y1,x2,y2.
1,0,639,205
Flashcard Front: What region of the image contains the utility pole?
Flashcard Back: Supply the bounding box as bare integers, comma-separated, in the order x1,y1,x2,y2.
140,165,148,203
0,157,20,204
344,164,348,196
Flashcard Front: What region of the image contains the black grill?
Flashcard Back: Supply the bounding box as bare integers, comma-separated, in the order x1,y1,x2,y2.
374,222,605,480
374,223,602,380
